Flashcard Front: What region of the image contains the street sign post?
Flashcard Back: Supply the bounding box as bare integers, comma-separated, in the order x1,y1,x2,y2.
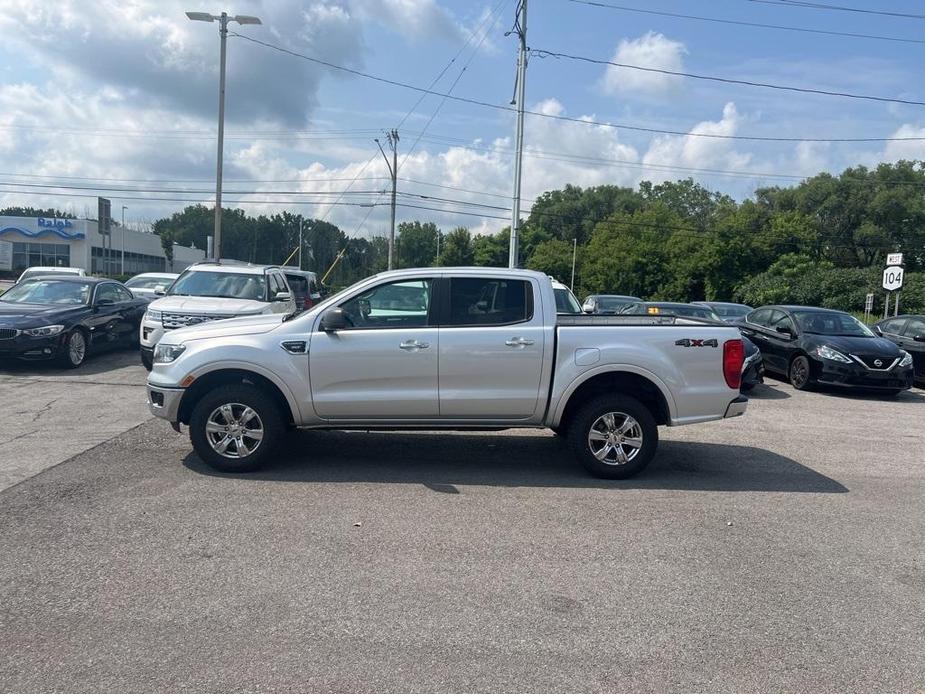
98,197,112,275
882,265,904,318
864,292,874,322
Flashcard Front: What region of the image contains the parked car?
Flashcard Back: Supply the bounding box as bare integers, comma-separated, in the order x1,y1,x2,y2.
620,302,722,321
139,261,296,370
737,306,914,395
693,301,753,322
740,335,765,392
146,268,748,479
582,294,642,314
16,266,87,283
874,314,925,385
124,272,179,300
0,277,146,368
550,278,582,314
282,268,323,312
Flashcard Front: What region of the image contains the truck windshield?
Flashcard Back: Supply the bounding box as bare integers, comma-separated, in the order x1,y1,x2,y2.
169,271,267,301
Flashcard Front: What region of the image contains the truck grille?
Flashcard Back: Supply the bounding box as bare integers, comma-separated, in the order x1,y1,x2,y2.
0,328,20,340
162,313,236,330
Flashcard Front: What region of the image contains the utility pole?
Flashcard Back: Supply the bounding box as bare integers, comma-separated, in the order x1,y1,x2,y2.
508,0,528,268
376,130,400,270
570,238,577,289
298,217,303,270
121,205,127,275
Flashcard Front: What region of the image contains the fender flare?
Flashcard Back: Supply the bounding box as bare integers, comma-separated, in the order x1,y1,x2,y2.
550,364,678,427
185,360,304,423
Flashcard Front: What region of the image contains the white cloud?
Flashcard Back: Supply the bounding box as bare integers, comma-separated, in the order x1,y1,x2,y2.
882,124,925,162
641,103,752,183
600,32,687,97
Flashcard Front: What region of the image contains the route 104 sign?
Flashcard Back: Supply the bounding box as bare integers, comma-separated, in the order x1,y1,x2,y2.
882,266,904,291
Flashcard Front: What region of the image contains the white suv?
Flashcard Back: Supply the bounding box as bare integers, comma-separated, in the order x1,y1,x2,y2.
140,261,295,370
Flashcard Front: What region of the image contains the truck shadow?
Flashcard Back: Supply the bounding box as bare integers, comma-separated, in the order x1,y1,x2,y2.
183,431,847,494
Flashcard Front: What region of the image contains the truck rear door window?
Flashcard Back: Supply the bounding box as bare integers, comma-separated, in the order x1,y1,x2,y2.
446,278,532,326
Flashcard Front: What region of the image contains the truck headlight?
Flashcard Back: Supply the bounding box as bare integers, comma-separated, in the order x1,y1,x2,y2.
899,351,913,367
813,345,852,363
23,324,65,337
153,343,186,364
146,309,162,322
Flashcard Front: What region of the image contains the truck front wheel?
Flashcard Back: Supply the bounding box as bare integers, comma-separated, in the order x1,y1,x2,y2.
567,394,658,479
189,384,285,473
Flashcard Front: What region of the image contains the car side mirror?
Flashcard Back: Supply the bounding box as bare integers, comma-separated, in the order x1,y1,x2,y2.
914,334,925,343
154,287,166,296
873,325,883,336
320,308,350,332
775,325,793,338
273,291,291,302
95,298,114,309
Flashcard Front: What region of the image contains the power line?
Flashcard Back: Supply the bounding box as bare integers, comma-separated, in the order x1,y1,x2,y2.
230,32,925,143
568,0,925,44
531,48,925,107
746,0,925,20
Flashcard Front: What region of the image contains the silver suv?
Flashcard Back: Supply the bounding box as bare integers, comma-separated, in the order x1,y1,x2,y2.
139,261,295,370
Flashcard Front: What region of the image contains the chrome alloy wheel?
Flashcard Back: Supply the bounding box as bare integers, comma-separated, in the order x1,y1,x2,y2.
68,331,86,365
587,412,643,466
205,403,265,459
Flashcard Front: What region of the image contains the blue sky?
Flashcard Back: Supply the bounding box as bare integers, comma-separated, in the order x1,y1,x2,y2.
1,0,923,235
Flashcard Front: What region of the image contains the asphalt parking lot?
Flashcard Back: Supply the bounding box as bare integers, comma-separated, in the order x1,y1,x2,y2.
1,353,923,693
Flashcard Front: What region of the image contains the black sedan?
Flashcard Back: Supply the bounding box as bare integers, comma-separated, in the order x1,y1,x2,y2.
0,277,147,368
737,305,914,394
874,314,925,385
741,335,764,392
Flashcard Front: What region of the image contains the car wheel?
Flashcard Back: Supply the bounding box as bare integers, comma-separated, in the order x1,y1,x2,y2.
59,329,88,369
740,382,755,393
567,394,658,479
189,384,284,473
140,350,153,371
789,355,813,390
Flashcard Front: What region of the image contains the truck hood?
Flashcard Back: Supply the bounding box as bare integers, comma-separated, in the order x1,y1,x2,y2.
149,295,269,314
164,312,287,343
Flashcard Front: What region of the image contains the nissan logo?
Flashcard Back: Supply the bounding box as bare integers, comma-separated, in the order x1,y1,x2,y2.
874,359,883,367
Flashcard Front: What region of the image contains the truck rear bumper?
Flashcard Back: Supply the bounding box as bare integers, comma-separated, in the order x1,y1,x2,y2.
724,395,748,419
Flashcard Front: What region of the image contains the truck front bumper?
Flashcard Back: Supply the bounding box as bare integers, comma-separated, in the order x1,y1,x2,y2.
724,395,748,419
147,383,184,424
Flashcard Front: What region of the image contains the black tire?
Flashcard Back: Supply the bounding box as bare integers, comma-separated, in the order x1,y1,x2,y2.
740,382,755,393
189,384,285,473
567,394,658,479
882,389,904,397
59,329,88,369
789,355,813,390
140,349,153,371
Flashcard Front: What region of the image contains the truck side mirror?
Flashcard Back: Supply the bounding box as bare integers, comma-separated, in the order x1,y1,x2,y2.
273,291,291,302
320,308,350,332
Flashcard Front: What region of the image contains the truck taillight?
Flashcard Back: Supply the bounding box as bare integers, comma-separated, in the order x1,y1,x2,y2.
723,339,744,390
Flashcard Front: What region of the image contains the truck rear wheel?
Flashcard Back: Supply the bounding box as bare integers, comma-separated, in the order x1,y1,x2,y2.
567,394,658,479
189,384,285,473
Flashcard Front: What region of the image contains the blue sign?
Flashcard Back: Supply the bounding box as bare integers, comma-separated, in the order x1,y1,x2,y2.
37,217,74,229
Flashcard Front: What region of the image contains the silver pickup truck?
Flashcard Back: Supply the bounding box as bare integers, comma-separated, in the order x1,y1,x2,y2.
146,268,747,479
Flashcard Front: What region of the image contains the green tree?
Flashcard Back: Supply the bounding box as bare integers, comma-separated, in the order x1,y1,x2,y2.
526,238,574,283
437,227,474,266
396,221,439,268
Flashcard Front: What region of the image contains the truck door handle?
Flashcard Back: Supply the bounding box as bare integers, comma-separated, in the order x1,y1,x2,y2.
399,340,430,351
505,337,535,347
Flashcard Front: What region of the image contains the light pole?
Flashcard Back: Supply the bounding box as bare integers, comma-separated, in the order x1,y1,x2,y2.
121,205,127,275
186,10,262,262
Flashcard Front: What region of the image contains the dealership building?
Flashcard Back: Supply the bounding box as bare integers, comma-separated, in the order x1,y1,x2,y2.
0,215,205,276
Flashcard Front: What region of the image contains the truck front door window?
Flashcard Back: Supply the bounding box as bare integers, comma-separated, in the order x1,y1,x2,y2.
340,279,432,329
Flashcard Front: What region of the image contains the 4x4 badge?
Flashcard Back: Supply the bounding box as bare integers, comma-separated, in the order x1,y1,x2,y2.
675,338,719,348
